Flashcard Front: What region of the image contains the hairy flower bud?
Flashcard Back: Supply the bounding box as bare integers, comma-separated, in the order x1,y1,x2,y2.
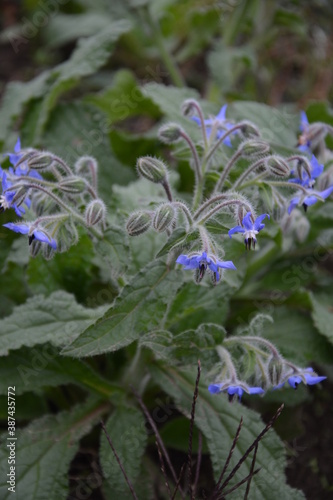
85,199,106,226
268,355,283,386
56,220,79,253
28,153,54,170
153,203,176,232
240,139,270,158
59,177,87,194
239,121,261,138
266,155,290,177
126,211,152,236
136,157,168,184
75,156,98,180
181,99,199,117
158,123,183,143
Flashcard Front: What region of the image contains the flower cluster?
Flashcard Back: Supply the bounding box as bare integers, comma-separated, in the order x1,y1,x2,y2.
1,139,106,257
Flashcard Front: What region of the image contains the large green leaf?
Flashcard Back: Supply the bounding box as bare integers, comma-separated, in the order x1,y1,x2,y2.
0,345,118,397
151,364,305,499
140,323,224,368
0,291,107,355
310,294,333,346
62,260,181,357
100,406,147,495
0,397,107,500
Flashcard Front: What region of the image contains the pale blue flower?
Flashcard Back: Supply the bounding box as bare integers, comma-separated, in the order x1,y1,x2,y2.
176,251,236,282
192,105,235,147
275,367,326,389
208,382,264,401
3,222,57,249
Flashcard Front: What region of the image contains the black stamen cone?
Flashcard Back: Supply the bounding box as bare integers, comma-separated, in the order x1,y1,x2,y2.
28,234,35,245
303,203,308,212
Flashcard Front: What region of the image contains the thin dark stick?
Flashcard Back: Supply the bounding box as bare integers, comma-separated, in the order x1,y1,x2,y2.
219,404,284,492
214,416,243,494
131,386,185,499
244,443,259,499
155,438,172,498
171,463,186,500
220,468,261,497
187,360,201,500
193,432,202,497
100,421,138,500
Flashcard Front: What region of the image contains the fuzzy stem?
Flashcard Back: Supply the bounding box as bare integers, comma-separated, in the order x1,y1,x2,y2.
198,225,215,254
193,193,230,220
224,336,280,357
233,158,266,189
179,130,202,182
161,179,173,202
214,149,242,193
216,346,238,381
172,201,194,227
204,122,251,165
196,199,250,225
190,101,208,150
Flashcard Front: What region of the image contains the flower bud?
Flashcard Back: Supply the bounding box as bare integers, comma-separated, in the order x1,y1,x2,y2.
266,155,290,177
158,123,183,143
59,177,87,194
153,203,176,232
85,199,106,226
240,139,270,158
126,211,152,236
28,153,54,170
11,186,29,207
268,355,283,386
136,157,168,184
239,121,261,138
56,221,79,253
181,99,198,117
75,156,98,179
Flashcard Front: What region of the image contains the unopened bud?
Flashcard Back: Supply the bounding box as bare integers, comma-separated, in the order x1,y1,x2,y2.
266,155,290,177
12,186,28,207
268,355,283,385
181,99,199,117
239,121,261,138
126,211,152,236
13,149,36,168
240,140,270,158
158,123,183,143
59,177,87,194
153,203,176,232
56,220,79,253
136,157,167,184
75,156,98,178
85,199,106,226
28,153,54,170
307,123,327,147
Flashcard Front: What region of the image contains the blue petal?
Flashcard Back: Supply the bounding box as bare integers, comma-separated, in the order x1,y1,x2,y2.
3,222,29,235
216,104,228,121
33,230,57,249
303,195,319,207
228,225,245,238
227,386,243,397
14,137,21,153
288,375,302,388
242,212,254,231
254,213,270,231
304,374,326,385
176,254,190,265
217,260,237,270
288,197,300,214
310,155,324,179
208,384,223,394
319,185,333,200
300,111,309,132
248,387,265,395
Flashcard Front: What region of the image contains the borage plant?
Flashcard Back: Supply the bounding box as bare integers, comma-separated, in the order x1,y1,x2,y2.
0,99,332,499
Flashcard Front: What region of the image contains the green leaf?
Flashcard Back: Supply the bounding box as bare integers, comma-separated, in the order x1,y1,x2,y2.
156,227,199,257
165,280,234,332
310,294,333,346
100,406,147,494
140,323,224,368
0,291,107,355
0,397,107,500
151,364,305,499
0,345,118,397
62,260,181,358
94,225,130,278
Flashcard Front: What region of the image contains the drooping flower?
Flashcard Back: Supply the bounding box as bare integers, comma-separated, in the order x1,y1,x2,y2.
192,104,235,147
289,155,324,189
208,382,264,402
297,111,311,153
288,185,333,214
7,137,41,179
275,367,326,390
228,212,270,249
3,222,57,249
176,251,236,283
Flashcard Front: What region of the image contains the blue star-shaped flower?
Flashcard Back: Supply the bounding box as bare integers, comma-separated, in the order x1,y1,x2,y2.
275,367,326,390
176,251,236,283
3,222,57,249
288,185,333,214
7,138,42,179
289,155,324,188
208,382,264,402
228,212,270,250
192,104,235,147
